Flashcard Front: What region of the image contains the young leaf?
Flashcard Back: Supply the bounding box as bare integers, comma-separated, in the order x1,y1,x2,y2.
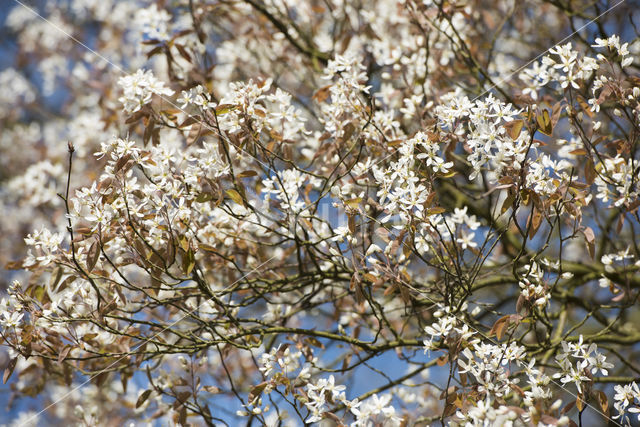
226,189,244,206
86,240,100,272
136,389,152,409
536,109,553,135
504,119,524,140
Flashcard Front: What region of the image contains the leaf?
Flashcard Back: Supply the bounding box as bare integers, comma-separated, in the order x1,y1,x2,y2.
3,357,17,384
551,100,564,125
575,394,584,412
427,207,446,216
489,315,519,340
5,260,23,270
324,412,341,422
178,407,187,425
501,192,516,215
341,123,356,142
528,208,543,240
237,170,257,178
182,248,195,275
384,283,398,297
50,267,63,290
312,84,332,103
438,170,457,178
174,43,192,62
249,382,268,403
33,286,45,302
345,197,362,208
203,386,221,394
504,119,524,140
114,153,132,173
58,346,72,364
436,354,448,366
146,45,163,59
351,273,364,304
583,226,595,259
305,337,325,349
176,391,191,403
86,240,100,272
348,215,356,234
136,390,152,409
536,109,553,135
376,227,390,242
125,109,148,124
214,104,236,115
585,158,596,185
198,243,218,253
569,149,587,156
143,117,155,147
178,115,202,128
179,236,190,253
225,189,244,206
195,192,213,203
597,390,609,414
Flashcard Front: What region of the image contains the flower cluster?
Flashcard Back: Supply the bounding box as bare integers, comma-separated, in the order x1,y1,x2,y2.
517,261,550,311
553,336,613,393
117,69,175,113
613,382,640,424
2,0,640,424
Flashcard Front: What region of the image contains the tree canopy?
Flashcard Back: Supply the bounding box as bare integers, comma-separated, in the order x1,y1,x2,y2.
1,0,640,425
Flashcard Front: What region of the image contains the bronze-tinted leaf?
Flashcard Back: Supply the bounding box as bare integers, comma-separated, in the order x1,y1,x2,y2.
3,357,17,384
58,346,72,364
226,189,244,206
237,170,258,178
528,208,542,240
583,226,595,259
136,389,152,408
536,109,553,135
504,119,524,140
585,158,596,185
86,240,100,272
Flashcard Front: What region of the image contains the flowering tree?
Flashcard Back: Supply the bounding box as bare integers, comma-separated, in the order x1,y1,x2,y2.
1,0,640,425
